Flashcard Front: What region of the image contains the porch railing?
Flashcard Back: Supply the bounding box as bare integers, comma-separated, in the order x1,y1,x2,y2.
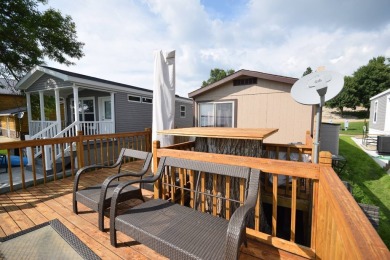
152,141,389,259
0,129,152,193
29,120,56,136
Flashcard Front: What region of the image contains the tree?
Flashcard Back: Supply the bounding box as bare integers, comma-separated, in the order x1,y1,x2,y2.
202,68,235,87
352,56,390,110
325,76,359,116
0,0,84,89
302,67,312,77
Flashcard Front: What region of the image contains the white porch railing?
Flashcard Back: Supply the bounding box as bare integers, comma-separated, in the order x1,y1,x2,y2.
26,120,115,170
29,120,56,136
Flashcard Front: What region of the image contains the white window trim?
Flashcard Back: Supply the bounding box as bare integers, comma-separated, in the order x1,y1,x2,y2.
128,94,141,103
198,101,235,127
373,100,378,124
70,96,96,122
180,105,186,118
142,97,153,104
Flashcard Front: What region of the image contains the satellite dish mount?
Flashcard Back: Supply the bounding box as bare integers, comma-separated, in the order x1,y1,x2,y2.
291,70,344,163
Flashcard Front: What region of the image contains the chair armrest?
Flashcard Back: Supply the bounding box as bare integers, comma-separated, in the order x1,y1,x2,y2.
73,163,119,193
98,171,150,217
224,204,254,260
110,157,167,230
109,177,159,221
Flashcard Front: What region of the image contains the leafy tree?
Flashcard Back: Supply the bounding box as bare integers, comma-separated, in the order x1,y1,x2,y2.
202,68,235,87
0,0,84,88
302,67,313,77
325,76,359,116
352,56,390,111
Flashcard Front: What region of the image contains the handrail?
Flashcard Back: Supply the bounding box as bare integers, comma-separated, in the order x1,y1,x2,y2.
315,165,389,259
0,129,152,193
30,121,60,140
55,121,78,138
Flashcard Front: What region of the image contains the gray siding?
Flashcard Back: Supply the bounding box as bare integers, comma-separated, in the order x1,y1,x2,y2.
175,101,194,128
27,74,71,92
115,93,153,132
370,95,387,131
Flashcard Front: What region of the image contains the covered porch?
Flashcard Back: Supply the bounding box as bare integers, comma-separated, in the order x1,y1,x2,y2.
25,83,115,139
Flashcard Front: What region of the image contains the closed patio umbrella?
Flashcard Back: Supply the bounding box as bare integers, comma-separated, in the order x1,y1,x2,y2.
152,50,176,150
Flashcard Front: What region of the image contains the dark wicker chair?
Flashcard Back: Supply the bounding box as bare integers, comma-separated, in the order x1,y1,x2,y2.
73,148,152,231
110,156,260,260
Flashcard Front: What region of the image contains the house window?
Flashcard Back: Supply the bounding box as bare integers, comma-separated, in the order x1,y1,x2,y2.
373,100,378,123
70,97,95,122
198,101,234,127
142,97,153,104
128,95,141,102
233,77,257,86
180,105,186,118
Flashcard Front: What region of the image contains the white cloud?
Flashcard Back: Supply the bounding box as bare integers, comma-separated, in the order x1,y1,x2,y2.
44,0,390,96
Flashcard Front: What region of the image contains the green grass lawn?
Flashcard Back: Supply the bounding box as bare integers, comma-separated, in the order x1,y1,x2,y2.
339,120,366,136
338,136,390,248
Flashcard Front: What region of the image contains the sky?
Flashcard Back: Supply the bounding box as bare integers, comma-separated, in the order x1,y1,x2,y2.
43,0,390,97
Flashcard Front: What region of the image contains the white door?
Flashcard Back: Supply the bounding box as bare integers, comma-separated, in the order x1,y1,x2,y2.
99,97,112,134
385,95,390,133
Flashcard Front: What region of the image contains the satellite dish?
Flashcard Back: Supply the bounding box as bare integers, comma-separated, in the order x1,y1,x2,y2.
291,70,344,163
291,71,344,105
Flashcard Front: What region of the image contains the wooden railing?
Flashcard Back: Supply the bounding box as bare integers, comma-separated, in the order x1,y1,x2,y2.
152,142,389,259
0,129,151,193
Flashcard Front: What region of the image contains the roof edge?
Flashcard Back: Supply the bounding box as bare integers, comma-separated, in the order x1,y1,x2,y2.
370,88,390,101
188,69,298,98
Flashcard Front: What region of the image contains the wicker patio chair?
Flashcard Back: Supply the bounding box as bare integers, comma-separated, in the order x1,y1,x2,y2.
110,156,261,260
73,148,152,231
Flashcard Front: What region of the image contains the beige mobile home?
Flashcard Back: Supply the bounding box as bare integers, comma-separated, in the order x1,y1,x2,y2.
189,69,314,144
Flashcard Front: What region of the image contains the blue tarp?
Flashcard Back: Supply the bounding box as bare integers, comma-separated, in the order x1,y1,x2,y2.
0,155,28,167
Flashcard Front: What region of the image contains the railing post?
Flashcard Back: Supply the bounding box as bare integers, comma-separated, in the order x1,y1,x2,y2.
319,151,332,166
77,130,85,169
44,138,52,170
25,135,33,166
153,140,161,199
145,128,152,152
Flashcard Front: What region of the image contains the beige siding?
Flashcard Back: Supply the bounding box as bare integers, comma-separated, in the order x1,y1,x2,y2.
194,79,313,144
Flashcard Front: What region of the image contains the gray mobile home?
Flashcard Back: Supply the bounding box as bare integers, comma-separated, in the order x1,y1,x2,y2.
369,88,390,135
16,66,193,138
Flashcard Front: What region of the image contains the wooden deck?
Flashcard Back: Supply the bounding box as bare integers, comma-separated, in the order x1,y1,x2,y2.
0,163,305,260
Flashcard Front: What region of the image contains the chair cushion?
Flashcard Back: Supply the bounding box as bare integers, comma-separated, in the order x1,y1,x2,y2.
115,199,228,260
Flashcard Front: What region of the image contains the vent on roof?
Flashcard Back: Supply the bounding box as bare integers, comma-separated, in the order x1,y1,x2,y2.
233,77,257,86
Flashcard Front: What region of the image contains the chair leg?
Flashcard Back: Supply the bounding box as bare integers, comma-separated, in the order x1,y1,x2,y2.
73,200,78,214
98,209,105,231
110,229,117,247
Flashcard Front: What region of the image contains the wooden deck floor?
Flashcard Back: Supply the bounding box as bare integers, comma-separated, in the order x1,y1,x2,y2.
0,163,304,260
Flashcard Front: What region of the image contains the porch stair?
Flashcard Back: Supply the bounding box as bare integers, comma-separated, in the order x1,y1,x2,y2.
26,153,75,176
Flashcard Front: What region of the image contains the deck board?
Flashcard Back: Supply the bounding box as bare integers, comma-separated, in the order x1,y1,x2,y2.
0,162,304,260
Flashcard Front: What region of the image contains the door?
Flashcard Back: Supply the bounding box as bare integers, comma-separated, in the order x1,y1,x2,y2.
99,96,112,134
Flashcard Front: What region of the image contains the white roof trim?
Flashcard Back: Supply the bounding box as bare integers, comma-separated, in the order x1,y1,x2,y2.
16,66,69,90
370,88,390,101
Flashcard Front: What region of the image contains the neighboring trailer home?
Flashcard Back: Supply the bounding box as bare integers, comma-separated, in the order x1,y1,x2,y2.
15,66,193,139
369,88,390,135
0,91,28,138
188,69,314,144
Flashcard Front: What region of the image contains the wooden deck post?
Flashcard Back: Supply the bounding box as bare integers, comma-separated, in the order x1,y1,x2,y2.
77,130,85,169
144,128,152,152
153,140,161,199
319,151,332,166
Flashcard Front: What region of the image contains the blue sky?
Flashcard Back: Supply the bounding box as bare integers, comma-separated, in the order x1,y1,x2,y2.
43,0,390,97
